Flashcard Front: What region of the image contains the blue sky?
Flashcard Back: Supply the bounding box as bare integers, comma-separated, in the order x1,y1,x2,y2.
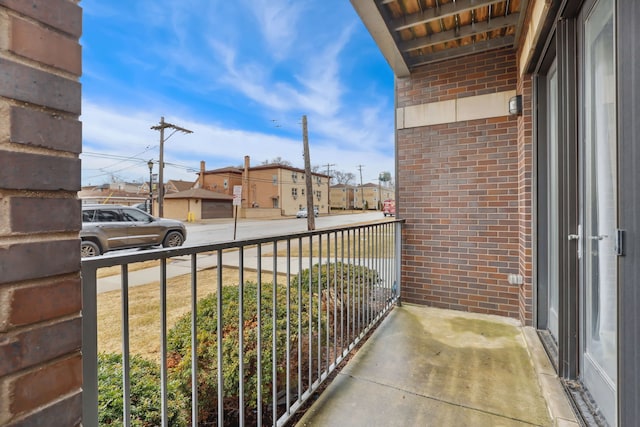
80,0,395,187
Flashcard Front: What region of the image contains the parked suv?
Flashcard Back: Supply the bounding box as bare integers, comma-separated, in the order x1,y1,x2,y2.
80,204,187,257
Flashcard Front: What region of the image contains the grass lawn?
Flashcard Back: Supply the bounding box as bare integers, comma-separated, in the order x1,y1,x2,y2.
97,266,285,361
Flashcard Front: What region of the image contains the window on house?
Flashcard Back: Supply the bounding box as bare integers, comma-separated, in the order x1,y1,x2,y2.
317,190,321,201
272,175,277,185
292,188,297,198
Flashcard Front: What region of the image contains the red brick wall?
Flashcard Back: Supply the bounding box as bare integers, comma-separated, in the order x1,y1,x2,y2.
0,0,83,425
397,48,525,319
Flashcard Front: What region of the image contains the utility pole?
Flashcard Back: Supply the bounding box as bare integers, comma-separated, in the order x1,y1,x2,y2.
357,164,365,210
151,116,193,217
302,115,315,230
323,163,335,214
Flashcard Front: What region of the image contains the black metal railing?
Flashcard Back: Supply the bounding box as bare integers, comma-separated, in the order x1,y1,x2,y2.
82,220,402,426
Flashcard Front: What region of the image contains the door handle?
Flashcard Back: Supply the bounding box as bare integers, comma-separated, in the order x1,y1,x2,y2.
588,234,608,240
568,224,582,259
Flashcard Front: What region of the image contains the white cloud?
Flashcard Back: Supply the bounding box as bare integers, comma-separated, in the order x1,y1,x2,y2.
81,101,394,186
80,0,395,187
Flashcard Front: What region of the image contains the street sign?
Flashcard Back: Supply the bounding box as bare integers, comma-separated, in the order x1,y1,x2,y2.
233,185,242,206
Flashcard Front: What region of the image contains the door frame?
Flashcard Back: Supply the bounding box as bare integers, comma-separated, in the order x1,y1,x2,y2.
616,0,640,424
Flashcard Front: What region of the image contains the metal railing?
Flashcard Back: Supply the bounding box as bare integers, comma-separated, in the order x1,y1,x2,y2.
82,220,402,426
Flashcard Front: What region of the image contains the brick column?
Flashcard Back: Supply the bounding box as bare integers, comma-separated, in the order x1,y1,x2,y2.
517,76,533,326
0,0,83,425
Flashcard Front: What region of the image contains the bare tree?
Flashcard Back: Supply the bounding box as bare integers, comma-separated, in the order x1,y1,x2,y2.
332,170,356,185
262,157,292,166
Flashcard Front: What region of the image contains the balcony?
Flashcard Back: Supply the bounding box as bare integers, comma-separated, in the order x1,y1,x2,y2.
81,220,575,426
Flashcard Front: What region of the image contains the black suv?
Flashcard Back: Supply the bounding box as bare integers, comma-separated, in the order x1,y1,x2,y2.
80,205,187,257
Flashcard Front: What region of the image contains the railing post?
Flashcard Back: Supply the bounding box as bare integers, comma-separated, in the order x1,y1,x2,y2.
394,221,402,306
81,262,99,427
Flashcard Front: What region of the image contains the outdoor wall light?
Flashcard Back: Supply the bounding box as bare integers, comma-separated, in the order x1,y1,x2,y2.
509,95,523,115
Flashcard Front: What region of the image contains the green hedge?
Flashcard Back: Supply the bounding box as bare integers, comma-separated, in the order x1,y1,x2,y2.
98,353,188,426
97,263,381,426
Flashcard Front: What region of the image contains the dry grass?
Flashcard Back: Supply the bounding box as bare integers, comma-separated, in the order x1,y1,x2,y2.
97,266,284,361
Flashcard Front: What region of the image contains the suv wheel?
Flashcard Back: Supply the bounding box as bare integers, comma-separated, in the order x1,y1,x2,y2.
81,240,101,257
163,231,184,248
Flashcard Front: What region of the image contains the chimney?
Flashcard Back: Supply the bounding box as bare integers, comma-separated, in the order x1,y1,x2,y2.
199,161,205,188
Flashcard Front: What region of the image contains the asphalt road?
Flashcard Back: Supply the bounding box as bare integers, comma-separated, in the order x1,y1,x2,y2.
183,211,387,246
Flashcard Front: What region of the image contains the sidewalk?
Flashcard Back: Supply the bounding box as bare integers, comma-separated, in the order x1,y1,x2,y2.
296,304,579,427
96,248,321,294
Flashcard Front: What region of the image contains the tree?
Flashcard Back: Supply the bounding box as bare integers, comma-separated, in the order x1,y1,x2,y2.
332,170,355,185
262,157,292,166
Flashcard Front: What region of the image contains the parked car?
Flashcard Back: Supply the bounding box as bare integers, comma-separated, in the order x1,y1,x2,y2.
133,201,150,213
80,204,187,257
296,207,319,218
382,199,395,217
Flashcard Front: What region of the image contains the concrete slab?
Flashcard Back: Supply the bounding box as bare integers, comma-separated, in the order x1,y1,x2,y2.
297,305,560,426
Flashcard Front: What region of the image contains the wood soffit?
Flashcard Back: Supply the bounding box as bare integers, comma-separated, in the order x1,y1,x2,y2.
364,0,525,73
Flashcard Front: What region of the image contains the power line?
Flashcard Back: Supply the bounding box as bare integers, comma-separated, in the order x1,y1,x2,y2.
151,116,193,217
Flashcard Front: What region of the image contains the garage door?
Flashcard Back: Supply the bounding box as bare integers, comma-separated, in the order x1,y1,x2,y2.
201,200,232,219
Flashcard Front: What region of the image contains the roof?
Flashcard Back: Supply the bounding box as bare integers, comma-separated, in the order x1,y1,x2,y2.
350,0,527,77
250,163,330,178
167,180,195,192
203,167,243,175
164,188,233,200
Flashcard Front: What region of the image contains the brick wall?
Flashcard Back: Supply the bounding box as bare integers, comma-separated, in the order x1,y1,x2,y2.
397,48,526,320
517,76,533,325
0,0,83,425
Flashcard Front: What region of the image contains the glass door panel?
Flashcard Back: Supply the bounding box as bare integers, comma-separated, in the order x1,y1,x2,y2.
582,0,617,424
547,62,559,341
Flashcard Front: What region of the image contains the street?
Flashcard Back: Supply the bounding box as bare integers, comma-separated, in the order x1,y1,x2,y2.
183,211,387,246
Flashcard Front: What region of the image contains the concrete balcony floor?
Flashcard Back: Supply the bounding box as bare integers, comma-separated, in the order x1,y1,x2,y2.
297,304,579,427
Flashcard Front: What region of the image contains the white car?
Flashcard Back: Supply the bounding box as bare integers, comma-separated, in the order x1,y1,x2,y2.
296,207,319,218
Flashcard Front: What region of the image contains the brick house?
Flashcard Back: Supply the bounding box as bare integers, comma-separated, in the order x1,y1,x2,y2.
352,0,640,424
200,156,330,217
353,182,394,210
330,183,355,210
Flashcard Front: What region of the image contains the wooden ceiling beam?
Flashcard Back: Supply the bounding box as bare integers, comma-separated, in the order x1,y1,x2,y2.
399,13,519,52
391,0,507,32
406,35,515,67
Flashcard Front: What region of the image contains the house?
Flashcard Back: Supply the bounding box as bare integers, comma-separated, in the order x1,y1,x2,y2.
164,179,195,194
330,183,355,210
351,0,640,424
201,156,330,217
78,183,147,205
353,183,395,210
163,188,233,220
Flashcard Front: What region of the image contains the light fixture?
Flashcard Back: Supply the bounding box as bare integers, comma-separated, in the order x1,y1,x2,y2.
509,95,522,115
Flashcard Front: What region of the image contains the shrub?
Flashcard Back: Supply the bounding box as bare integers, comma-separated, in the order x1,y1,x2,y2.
165,263,381,425
167,281,319,425
98,353,188,426
292,261,380,293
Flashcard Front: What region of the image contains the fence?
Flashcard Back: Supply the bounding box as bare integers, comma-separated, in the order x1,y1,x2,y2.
82,220,402,426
